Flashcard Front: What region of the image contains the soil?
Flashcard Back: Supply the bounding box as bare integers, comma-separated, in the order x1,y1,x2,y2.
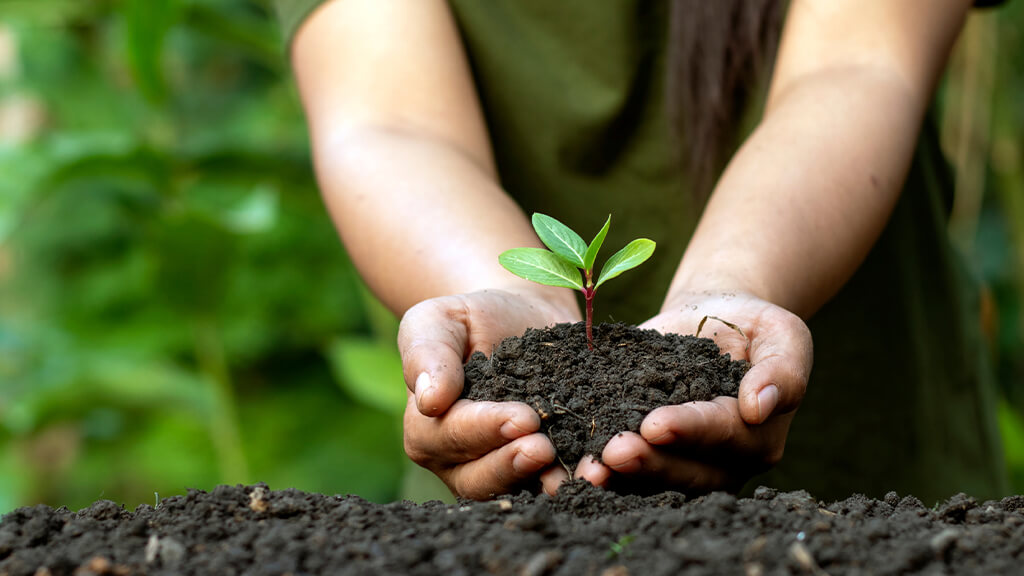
3,481,1024,575
462,322,749,469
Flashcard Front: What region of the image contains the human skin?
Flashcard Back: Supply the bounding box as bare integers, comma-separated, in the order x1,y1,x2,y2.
291,0,974,498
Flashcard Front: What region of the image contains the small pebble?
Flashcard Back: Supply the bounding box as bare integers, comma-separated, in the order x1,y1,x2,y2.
789,542,819,572
930,528,959,557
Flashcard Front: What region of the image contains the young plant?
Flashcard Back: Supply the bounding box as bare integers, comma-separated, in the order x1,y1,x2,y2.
499,213,656,350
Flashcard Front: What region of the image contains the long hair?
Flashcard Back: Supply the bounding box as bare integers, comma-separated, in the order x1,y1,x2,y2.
667,0,785,200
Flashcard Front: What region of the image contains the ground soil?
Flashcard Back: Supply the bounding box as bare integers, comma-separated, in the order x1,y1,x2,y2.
462,322,749,469
3,481,1024,575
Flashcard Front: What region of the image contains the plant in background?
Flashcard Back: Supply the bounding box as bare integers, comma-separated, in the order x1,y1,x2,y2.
499,213,655,350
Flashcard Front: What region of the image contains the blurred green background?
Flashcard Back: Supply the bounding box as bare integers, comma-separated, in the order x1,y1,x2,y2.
0,1,1022,511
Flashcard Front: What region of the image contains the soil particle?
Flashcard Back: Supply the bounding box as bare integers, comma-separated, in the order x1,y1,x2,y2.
462,323,748,468
3,482,1024,575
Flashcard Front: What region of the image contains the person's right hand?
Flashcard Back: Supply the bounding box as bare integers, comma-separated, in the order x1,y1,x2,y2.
398,289,580,499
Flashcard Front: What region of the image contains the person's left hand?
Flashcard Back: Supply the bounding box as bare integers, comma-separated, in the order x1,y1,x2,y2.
574,290,813,494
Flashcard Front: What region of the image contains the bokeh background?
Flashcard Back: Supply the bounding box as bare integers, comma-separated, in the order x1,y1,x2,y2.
0,0,1022,512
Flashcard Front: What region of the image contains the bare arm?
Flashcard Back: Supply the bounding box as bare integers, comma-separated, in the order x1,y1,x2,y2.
669,0,973,319
292,0,576,317
291,0,579,498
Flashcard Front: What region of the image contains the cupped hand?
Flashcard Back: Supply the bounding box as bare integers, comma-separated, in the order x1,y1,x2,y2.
575,290,813,494
398,289,579,499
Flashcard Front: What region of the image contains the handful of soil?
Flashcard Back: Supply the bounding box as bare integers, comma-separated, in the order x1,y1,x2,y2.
462,322,749,470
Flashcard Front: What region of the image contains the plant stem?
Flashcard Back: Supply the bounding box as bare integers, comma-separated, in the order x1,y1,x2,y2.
583,270,595,350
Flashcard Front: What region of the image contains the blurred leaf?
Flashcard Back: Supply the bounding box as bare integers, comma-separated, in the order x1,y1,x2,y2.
223,186,278,234
325,337,406,415
123,0,178,103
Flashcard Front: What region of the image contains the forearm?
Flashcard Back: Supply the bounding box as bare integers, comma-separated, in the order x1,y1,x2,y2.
291,0,577,318
668,67,924,319
667,0,971,320
312,125,579,317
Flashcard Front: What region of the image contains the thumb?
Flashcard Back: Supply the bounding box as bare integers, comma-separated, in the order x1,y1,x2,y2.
398,297,470,416
738,313,812,424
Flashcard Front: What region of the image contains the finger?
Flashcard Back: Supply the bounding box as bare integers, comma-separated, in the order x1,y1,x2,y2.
573,455,612,488
740,309,812,424
540,465,570,496
446,433,556,500
398,297,471,416
639,399,759,455
404,399,540,466
601,432,736,493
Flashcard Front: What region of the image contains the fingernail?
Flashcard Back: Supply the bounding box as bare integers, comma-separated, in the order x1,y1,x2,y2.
512,451,545,475
758,385,779,422
500,419,529,440
415,372,434,411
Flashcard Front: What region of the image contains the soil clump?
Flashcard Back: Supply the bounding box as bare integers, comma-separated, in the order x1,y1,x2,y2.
462,322,749,468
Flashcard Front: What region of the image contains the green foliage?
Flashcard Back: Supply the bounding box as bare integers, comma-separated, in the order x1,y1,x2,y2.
500,213,655,291
583,216,610,272
0,0,418,511
499,213,655,348
498,248,583,290
606,534,635,560
595,239,657,289
532,212,588,268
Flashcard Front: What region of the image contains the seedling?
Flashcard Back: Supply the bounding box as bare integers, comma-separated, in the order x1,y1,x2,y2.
499,213,655,350
607,534,635,560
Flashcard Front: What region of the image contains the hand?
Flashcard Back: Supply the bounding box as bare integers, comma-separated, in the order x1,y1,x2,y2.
575,290,813,494
398,289,579,499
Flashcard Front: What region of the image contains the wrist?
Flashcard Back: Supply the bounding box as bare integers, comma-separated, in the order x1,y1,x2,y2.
665,264,773,314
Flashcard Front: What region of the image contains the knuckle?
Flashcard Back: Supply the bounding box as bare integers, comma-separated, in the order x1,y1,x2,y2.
403,436,430,467
450,469,484,500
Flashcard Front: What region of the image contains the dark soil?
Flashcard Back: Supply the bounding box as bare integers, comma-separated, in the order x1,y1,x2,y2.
462,322,749,469
3,482,1024,575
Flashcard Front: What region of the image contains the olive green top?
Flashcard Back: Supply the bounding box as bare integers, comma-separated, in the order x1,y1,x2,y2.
276,0,1009,503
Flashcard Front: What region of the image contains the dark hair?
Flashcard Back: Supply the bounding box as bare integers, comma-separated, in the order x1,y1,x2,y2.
667,0,785,200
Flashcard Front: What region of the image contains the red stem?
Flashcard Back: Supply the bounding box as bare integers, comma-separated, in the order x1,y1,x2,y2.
583,270,595,350
585,289,594,350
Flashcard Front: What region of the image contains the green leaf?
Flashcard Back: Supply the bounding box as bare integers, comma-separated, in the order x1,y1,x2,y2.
583,215,611,272
499,248,584,290
596,239,656,288
531,213,587,268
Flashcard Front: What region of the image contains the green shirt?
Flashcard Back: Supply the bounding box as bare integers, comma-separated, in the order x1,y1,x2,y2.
277,0,1009,503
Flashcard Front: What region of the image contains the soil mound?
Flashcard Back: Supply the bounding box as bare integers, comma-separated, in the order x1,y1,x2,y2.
463,322,748,467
